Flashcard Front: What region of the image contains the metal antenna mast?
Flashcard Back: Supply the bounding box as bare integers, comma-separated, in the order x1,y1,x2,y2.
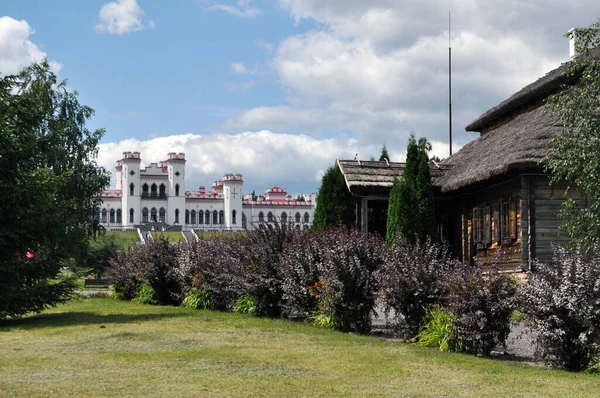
448,12,453,157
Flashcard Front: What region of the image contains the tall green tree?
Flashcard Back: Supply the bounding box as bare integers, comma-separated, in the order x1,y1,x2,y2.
0,60,110,318
543,20,600,250
386,177,402,246
379,144,390,161
386,133,436,245
416,149,437,242
313,166,354,231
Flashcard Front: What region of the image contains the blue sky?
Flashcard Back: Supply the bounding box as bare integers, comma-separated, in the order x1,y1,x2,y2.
2,1,600,195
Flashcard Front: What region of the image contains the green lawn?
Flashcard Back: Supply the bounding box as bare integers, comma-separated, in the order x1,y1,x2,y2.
152,231,186,243
1,300,599,397
105,231,140,250
196,231,247,240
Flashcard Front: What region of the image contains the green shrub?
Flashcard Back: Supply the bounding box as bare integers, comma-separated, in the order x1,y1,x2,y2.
181,286,212,310
132,283,158,305
308,309,336,329
416,307,459,352
233,294,258,315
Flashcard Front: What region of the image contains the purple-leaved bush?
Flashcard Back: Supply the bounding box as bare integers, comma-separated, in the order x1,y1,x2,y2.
445,254,517,356
519,245,600,371
377,236,456,338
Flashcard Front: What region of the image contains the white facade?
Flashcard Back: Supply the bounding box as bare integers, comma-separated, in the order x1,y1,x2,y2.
99,152,317,231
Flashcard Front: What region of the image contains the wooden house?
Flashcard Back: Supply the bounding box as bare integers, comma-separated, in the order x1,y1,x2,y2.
338,55,588,272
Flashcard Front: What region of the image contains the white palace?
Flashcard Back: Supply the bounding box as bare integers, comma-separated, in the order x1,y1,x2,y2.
98,152,317,231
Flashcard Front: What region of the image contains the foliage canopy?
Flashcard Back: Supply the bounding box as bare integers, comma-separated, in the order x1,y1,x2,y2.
543,20,600,249
0,60,109,318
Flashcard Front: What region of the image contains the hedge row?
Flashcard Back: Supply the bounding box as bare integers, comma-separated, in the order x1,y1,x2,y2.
108,226,600,371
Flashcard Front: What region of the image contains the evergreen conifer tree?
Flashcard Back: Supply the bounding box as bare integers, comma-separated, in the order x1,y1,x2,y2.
385,177,402,246
379,145,390,161
313,166,354,231
386,133,437,245
416,151,437,241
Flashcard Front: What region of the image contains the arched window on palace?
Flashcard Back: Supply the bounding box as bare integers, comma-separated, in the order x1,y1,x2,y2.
295,224,301,232
304,212,310,223
205,210,210,224
130,208,134,223
295,212,301,223
142,183,149,196
242,213,247,229
191,210,196,224
159,208,166,223
175,209,180,224
116,209,122,223
159,184,166,197
258,211,264,223
101,209,107,223
232,210,237,224
281,212,287,223
267,212,274,222
175,184,180,196
129,183,134,196
142,207,149,223
151,207,157,222
219,210,224,225
109,209,115,223
185,210,190,224
199,210,204,224
213,210,218,225
151,184,157,197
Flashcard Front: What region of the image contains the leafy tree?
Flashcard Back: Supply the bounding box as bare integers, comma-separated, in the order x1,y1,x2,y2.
295,194,305,202
379,144,390,161
543,20,600,250
73,234,120,278
0,60,110,318
251,190,258,201
313,166,353,231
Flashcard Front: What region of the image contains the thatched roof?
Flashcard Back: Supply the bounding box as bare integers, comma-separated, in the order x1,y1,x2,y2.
434,105,562,192
337,159,452,193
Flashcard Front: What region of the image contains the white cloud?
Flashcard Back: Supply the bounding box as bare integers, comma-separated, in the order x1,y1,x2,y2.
0,17,61,75
94,0,155,36
209,0,262,19
97,131,382,193
221,1,600,157
230,61,257,74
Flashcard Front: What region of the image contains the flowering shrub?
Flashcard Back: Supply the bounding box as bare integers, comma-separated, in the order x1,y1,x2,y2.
132,282,158,305
307,280,337,329
519,246,600,371
377,237,456,337
445,255,517,356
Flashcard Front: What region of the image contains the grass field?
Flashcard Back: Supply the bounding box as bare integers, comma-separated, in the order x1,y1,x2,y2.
1,299,599,397
196,231,247,240
105,231,140,250
152,231,186,243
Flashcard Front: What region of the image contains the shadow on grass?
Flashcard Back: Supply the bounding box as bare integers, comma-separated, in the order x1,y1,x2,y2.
0,310,188,330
